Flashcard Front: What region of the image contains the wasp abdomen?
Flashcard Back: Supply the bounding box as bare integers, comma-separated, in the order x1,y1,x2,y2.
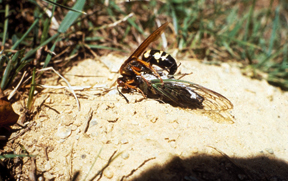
142,50,177,75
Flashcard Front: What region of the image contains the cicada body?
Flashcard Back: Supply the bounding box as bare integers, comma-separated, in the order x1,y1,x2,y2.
136,73,233,111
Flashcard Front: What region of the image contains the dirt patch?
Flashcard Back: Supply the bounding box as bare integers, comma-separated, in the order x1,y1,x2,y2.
5,56,288,180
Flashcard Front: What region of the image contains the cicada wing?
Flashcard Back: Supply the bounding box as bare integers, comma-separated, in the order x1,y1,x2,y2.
176,80,233,111
150,83,181,105
150,81,205,109
150,79,233,111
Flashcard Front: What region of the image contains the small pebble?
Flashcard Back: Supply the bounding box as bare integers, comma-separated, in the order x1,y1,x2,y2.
120,139,128,144
91,132,98,137
191,147,199,154
121,152,129,160
56,126,72,139
108,74,114,80
46,97,52,104
90,119,98,126
265,148,274,154
45,161,51,170
103,168,113,179
43,172,54,180
169,141,176,148
71,125,78,131
38,176,44,181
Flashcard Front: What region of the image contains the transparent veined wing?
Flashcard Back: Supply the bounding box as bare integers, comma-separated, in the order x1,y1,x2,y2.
140,78,233,111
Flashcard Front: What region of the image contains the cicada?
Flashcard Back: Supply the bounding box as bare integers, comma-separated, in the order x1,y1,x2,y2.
135,72,233,111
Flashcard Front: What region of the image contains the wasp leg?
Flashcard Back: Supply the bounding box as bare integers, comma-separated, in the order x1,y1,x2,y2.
177,72,193,80
130,66,152,88
117,79,147,103
138,58,164,84
131,56,164,84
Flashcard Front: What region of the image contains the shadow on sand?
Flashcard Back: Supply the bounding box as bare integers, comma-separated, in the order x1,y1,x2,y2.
129,154,288,181
67,152,288,181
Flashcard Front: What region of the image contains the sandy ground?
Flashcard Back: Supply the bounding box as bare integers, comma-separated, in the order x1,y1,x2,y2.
6,55,288,180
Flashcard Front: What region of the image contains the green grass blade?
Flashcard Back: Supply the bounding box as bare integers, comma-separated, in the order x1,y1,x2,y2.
1,4,9,52
0,55,7,72
11,34,18,45
41,18,51,44
41,0,57,44
33,7,40,47
11,13,43,50
256,47,284,69
267,6,279,56
85,37,104,41
43,0,86,14
222,41,239,59
83,147,103,181
27,67,36,110
58,0,86,33
171,6,178,34
22,33,59,62
282,44,288,66
43,38,58,68
0,49,23,89
1,58,13,89
0,154,36,159
127,18,144,34
70,44,80,56
243,0,255,42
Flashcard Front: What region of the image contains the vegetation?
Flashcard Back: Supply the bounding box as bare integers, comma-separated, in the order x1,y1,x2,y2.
0,0,287,93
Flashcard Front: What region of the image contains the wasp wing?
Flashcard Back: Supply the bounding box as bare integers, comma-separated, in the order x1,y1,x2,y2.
149,79,233,111
121,22,169,67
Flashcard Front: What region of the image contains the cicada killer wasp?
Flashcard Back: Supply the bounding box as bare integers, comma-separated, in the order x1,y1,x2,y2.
117,22,177,102
135,71,233,111
117,22,233,112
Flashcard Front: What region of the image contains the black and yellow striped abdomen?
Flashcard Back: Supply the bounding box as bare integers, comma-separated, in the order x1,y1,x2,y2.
142,50,177,75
